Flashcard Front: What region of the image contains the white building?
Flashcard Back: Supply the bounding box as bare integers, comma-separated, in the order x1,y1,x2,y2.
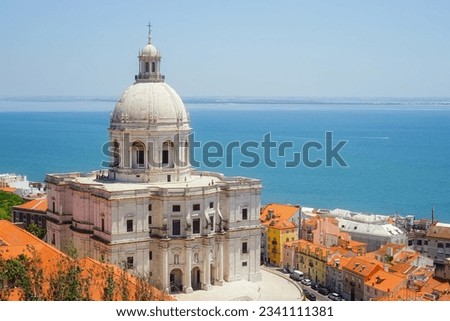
46,28,262,293
338,219,407,252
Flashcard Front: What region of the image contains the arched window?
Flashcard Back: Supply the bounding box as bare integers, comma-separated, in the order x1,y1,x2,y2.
111,140,120,167
162,141,175,168
132,141,145,169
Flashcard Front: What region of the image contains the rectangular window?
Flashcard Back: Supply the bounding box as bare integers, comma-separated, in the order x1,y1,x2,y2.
162,150,169,164
242,261,247,267
145,62,149,72
149,251,152,260
193,218,201,234
424,240,428,245
127,256,134,269
148,204,152,211
242,208,248,220
126,219,133,232
417,240,422,246
151,62,156,72
172,220,181,236
148,216,152,225
193,204,200,211
242,242,248,254
209,202,214,209
101,218,105,232
438,243,444,248
210,215,214,231
446,243,450,248
52,202,56,213
137,150,144,166
51,233,55,245
173,205,181,212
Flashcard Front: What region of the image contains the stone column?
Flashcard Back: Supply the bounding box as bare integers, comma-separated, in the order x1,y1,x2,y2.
217,233,225,286
202,237,212,290
184,240,193,293
159,239,170,293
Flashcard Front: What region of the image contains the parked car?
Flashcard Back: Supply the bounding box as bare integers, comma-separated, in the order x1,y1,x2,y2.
289,270,304,281
300,278,312,286
311,283,320,291
318,287,330,296
303,289,316,301
328,293,341,301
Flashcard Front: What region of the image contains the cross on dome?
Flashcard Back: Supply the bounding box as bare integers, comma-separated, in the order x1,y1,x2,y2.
147,22,152,44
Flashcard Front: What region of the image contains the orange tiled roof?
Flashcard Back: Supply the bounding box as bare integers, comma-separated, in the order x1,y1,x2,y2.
343,256,383,278
268,218,297,230
374,243,406,256
365,269,405,293
375,287,424,301
426,225,450,240
0,187,16,193
0,220,173,301
261,203,299,222
13,198,48,212
297,239,329,257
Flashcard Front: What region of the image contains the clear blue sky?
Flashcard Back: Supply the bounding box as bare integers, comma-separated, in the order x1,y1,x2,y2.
1,0,450,98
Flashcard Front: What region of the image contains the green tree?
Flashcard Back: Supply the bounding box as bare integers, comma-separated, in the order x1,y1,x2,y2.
26,223,46,239
0,191,24,221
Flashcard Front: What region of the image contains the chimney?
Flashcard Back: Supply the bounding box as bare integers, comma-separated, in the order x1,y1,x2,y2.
431,207,435,224
387,247,393,257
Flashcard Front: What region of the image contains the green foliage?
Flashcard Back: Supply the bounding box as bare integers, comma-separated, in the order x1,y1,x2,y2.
102,268,116,301
26,223,46,239
0,191,24,220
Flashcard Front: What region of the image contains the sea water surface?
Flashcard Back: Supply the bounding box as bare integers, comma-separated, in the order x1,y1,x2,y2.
0,97,449,220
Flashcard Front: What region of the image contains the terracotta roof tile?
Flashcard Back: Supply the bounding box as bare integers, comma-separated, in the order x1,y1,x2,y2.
13,198,47,212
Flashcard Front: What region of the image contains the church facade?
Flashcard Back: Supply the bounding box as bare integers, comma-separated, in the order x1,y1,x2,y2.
45,28,262,293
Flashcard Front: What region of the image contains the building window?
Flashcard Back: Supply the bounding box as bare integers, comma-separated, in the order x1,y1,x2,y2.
151,62,156,72
148,204,152,211
126,219,133,232
242,208,248,220
446,243,450,248
417,240,422,246
167,175,171,182
101,218,105,232
438,243,444,248
172,220,181,236
137,150,144,167
242,242,248,254
149,251,152,260
424,240,428,245
242,262,247,267
193,218,201,234
52,202,56,213
127,256,134,269
148,216,152,225
173,205,181,212
193,204,200,211
51,233,55,245
162,150,169,165
209,202,214,209
145,62,149,72
209,215,214,231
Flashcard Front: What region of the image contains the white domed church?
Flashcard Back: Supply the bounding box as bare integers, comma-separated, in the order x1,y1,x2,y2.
45,27,262,293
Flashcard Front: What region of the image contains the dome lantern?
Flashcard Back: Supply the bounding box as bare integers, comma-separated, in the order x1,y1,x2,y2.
136,22,164,83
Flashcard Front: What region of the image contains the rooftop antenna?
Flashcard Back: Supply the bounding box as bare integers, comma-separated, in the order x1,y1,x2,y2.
431,206,435,224
147,22,152,44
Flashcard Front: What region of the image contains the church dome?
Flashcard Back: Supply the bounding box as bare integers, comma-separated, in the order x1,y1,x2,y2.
110,82,189,128
141,43,159,57
110,25,189,130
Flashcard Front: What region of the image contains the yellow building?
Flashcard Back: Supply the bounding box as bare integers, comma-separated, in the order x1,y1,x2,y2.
265,219,297,266
297,240,330,285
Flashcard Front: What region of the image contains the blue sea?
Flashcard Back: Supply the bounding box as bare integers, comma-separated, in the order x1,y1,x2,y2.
1,97,449,221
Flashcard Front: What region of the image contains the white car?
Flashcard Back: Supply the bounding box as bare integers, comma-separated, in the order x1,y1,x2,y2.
300,278,312,286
